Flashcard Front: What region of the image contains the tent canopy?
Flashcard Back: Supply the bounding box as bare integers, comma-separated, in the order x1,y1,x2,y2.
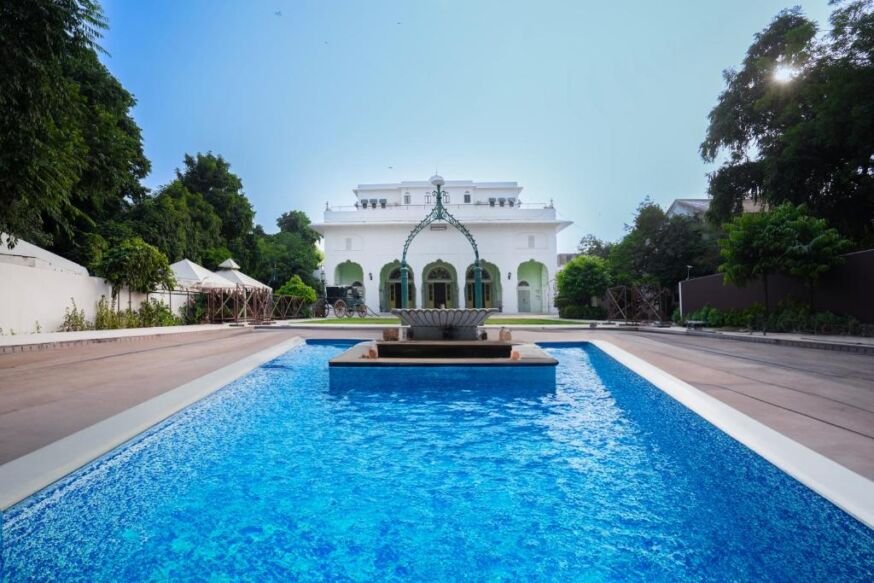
214,257,271,289
170,259,236,291
214,267,271,289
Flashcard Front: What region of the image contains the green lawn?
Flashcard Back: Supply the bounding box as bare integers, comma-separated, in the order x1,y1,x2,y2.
297,317,589,326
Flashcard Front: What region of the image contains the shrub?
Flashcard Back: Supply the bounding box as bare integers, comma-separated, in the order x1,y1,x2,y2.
184,294,208,325
685,301,866,336
60,298,90,331
138,298,180,327
276,275,317,304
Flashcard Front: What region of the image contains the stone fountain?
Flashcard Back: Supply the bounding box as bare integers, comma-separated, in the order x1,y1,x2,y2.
391,307,496,340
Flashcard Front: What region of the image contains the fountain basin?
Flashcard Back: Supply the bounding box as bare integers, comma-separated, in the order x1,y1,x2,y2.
392,308,498,340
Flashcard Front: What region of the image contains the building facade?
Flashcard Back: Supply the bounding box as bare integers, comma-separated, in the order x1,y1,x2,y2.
312,179,571,314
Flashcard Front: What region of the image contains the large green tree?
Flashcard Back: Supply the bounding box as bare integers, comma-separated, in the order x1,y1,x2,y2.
702,1,874,245
177,153,255,264
0,0,149,256
253,212,322,289
606,199,720,289
129,180,223,265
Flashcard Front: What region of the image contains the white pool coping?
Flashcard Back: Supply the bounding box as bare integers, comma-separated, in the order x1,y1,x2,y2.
0,336,305,510
591,339,874,528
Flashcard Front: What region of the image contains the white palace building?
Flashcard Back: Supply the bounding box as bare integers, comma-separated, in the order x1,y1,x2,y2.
312,177,571,314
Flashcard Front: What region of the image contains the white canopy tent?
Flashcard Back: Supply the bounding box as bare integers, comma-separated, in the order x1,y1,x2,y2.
215,258,271,290
170,259,237,291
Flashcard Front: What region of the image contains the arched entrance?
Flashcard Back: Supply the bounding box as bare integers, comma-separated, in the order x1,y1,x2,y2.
517,260,548,312
380,261,415,311
465,261,501,309
422,261,458,308
334,261,364,286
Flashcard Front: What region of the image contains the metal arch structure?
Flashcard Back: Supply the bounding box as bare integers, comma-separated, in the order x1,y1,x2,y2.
401,177,483,308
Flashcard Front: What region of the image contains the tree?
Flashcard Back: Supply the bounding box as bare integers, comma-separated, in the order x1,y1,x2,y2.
718,204,800,331
701,2,874,245
605,198,720,289
577,234,613,259
177,153,254,242
276,275,317,304
251,211,322,289
96,237,175,308
783,207,851,305
556,256,612,318
129,180,223,264
0,0,149,254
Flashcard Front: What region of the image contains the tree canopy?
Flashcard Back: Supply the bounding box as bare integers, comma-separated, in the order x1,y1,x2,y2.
606,199,720,289
0,3,321,293
0,0,149,255
276,275,318,304
96,237,175,300
718,203,848,322
702,1,874,246
557,256,612,305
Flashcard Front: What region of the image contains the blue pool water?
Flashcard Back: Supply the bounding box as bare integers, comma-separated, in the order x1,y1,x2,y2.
2,342,872,581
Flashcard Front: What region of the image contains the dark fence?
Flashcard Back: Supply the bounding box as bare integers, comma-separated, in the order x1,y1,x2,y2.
679,249,874,323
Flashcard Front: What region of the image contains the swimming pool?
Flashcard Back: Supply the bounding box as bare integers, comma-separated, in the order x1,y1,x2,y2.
2,341,872,580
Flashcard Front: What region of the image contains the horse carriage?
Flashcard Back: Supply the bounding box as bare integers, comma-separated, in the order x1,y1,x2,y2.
312,285,368,318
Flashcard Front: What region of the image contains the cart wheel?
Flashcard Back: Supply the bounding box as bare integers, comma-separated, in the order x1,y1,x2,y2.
313,299,328,318
355,304,367,318
334,299,347,318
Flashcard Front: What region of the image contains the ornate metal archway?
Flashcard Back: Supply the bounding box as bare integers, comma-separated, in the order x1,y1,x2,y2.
400,175,483,308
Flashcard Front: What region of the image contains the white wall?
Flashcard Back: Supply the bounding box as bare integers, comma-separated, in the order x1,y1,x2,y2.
0,262,188,334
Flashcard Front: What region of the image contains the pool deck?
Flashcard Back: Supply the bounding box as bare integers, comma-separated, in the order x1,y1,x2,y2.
0,326,871,483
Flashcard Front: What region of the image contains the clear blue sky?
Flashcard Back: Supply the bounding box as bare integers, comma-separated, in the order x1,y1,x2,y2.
101,0,831,251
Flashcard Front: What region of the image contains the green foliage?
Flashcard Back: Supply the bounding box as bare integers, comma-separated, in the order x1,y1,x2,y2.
183,294,208,325
557,256,612,305
719,204,848,318
702,2,874,245
253,219,322,289
177,153,253,243
606,198,721,289
782,210,852,289
577,234,613,259
96,237,175,298
92,295,179,330
138,298,180,327
0,0,149,258
60,299,89,332
684,302,867,336
276,275,317,304
129,181,223,264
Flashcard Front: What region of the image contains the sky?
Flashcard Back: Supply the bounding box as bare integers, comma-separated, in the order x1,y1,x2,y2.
100,0,832,252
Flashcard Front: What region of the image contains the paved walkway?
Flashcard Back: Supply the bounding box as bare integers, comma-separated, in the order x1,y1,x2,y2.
1,327,871,481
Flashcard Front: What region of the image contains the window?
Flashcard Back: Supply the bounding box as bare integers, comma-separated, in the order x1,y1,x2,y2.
527,235,535,249
444,193,450,203
404,193,411,204
427,267,452,280
464,192,471,203
425,194,431,204
345,237,352,251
